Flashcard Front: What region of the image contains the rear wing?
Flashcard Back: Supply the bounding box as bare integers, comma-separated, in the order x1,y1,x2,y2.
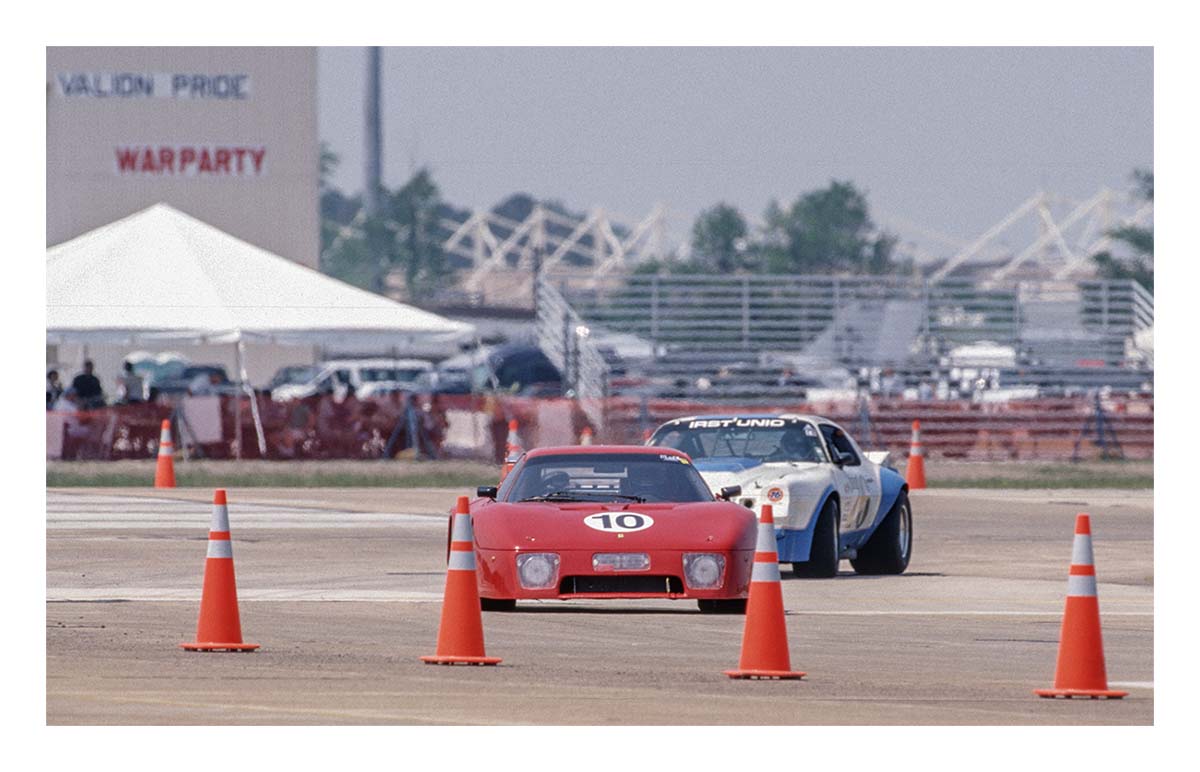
863,450,892,468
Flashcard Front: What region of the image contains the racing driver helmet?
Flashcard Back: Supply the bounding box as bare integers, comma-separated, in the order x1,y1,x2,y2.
778,427,819,462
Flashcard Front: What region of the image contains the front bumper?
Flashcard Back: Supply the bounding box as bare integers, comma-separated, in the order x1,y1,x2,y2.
476,547,753,600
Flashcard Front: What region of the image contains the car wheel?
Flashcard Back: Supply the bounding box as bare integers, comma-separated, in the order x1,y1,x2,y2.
480,598,517,612
791,497,840,579
697,598,747,614
850,490,912,575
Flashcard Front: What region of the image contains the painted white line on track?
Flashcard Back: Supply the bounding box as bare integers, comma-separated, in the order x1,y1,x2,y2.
1108,681,1154,689
784,609,1152,616
44,588,1152,616
47,509,446,529
47,588,445,602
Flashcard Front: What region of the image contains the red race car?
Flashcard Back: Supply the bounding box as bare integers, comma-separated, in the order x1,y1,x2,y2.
464,445,756,613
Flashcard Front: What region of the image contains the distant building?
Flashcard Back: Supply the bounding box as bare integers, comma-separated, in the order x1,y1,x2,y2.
46,46,318,268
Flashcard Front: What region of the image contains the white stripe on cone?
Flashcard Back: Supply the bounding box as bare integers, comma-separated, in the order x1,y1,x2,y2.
211,504,230,533
450,511,474,542
206,540,233,559
1067,575,1098,597
1071,534,1095,566
448,550,476,570
751,561,782,582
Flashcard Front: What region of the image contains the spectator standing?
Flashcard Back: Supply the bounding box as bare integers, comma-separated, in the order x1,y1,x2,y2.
71,360,104,409
46,370,63,409
116,361,144,403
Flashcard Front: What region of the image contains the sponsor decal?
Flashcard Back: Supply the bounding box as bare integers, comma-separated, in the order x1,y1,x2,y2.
55,72,251,100
687,418,788,429
583,512,654,533
114,145,266,177
766,487,785,503
659,454,688,463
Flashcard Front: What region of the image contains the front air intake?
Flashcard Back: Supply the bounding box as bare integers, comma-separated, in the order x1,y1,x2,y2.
559,575,684,594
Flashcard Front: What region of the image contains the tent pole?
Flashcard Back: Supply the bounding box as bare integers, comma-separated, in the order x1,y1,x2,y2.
242,342,268,457
233,341,244,460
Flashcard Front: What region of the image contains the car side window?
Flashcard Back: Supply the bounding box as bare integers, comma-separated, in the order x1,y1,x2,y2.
819,424,860,466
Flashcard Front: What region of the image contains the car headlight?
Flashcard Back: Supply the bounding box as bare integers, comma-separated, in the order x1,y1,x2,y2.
682,553,726,589
516,553,560,589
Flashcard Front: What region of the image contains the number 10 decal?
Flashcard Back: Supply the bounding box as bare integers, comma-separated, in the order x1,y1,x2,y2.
583,512,655,533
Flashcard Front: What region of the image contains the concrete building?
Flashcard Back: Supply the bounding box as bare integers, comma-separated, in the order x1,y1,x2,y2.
47,46,318,268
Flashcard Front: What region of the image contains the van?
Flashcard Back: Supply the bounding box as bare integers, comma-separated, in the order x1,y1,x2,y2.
270,357,434,401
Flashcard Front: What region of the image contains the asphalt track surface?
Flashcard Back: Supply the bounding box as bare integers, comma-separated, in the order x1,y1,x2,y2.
46,486,1153,725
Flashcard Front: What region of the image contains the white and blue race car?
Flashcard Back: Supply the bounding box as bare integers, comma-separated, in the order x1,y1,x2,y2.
647,414,912,578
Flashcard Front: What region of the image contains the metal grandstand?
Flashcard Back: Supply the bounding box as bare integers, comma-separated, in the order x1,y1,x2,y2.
537,273,1153,404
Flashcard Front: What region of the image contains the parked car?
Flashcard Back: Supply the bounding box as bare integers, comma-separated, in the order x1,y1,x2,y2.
265,364,321,393
465,445,756,613
148,364,236,397
270,358,434,401
648,414,912,578
436,344,563,396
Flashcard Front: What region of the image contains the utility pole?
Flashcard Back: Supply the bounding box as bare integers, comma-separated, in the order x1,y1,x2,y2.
364,46,383,218
364,46,386,294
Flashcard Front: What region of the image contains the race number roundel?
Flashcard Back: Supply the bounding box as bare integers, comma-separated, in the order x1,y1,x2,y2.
583,512,655,533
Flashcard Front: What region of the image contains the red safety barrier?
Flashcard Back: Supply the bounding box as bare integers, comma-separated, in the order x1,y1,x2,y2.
47,394,1153,463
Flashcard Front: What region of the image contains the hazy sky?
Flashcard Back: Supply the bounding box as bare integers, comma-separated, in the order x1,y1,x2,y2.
318,47,1152,255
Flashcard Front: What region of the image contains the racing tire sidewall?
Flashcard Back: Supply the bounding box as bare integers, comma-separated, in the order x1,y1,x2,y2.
792,497,840,579
850,491,912,575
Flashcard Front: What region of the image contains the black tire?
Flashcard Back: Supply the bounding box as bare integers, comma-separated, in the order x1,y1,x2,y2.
792,497,840,578
697,598,747,614
850,490,912,575
480,597,517,612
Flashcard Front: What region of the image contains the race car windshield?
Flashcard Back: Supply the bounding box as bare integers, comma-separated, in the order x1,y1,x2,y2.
506,453,714,504
651,420,829,464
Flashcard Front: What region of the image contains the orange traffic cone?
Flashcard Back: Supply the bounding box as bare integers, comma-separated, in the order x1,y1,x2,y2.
1034,514,1127,699
499,419,523,482
154,419,176,488
905,420,926,490
725,504,806,680
579,426,593,445
180,490,259,652
422,496,501,665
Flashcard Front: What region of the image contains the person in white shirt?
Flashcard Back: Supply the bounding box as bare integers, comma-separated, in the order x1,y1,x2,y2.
117,361,145,403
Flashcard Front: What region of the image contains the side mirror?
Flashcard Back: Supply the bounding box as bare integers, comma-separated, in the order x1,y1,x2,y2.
476,486,498,500
832,449,858,466
718,485,742,501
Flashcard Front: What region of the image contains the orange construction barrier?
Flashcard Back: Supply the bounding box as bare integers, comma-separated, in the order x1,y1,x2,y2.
499,419,523,482
421,496,502,666
579,426,593,445
154,419,176,488
1034,514,1127,699
180,490,259,652
724,504,806,680
905,419,927,489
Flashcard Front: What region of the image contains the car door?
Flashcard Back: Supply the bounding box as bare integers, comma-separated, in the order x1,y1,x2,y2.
818,423,875,532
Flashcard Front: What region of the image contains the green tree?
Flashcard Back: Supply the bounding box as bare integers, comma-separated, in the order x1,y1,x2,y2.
760,180,895,274
1091,169,1153,291
690,203,753,273
320,167,449,298
384,169,448,297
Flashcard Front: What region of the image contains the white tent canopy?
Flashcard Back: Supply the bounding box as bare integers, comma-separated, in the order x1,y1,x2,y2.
46,203,474,347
